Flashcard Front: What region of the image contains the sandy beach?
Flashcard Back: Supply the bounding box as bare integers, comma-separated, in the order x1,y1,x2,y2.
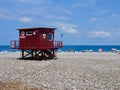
0,52,120,90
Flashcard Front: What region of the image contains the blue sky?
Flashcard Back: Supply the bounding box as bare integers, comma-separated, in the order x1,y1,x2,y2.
0,0,120,45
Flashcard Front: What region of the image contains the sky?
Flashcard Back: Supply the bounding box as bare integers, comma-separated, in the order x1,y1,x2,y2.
0,0,120,45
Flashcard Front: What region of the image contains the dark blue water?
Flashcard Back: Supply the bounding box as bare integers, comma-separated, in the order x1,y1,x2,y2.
60,45,120,52
0,45,17,52
0,45,120,52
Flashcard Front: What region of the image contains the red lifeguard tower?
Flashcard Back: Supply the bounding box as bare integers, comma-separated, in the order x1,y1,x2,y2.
10,27,62,60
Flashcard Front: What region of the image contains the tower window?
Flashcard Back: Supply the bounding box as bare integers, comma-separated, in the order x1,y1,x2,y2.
48,33,53,41
26,31,32,36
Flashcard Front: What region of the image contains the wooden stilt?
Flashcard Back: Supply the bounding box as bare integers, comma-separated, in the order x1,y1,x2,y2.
20,49,58,60
53,50,55,58
22,50,24,59
31,50,33,59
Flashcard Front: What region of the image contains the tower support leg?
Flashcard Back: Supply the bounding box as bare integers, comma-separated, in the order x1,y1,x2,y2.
53,50,55,58
22,50,24,59
31,50,33,59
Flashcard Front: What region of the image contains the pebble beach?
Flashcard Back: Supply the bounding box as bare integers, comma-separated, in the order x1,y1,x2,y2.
0,52,120,90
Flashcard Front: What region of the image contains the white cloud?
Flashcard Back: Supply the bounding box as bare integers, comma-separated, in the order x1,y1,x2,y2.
0,13,13,20
11,0,50,4
61,26,78,34
98,9,111,14
0,1,71,22
73,0,96,7
88,31,111,38
37,21,79,34
0,8,34,23
110,14,120,21
65,10,72,15
19,17,32,23
0,8,17,20
57,16,68,20
116,31,120,36
55,23,79,34
89,17,97,22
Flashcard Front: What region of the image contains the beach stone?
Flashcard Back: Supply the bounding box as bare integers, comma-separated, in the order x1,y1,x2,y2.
0,52,120,89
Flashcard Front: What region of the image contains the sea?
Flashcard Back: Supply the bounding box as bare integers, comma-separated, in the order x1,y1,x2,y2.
0,45,120,52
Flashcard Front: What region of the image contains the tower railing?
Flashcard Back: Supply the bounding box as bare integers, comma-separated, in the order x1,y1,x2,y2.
10,40,19,49
54,41,62,48
10,40,62,49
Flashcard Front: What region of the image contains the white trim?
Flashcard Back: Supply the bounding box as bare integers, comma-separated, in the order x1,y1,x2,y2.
26,31,32,36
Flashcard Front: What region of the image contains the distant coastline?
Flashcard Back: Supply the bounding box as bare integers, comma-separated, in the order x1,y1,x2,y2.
0,45,120,52
61,45,120,52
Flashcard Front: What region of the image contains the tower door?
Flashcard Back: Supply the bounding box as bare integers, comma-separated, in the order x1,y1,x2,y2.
39,33,47,49
39,33,53,49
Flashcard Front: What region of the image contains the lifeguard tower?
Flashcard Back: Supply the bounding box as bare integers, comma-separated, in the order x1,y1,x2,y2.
10,27,62,60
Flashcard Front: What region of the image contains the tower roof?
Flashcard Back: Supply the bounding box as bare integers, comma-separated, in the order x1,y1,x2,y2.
17,27,56,31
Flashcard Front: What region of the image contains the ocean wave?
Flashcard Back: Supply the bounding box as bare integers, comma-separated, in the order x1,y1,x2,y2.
0,50,20,53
